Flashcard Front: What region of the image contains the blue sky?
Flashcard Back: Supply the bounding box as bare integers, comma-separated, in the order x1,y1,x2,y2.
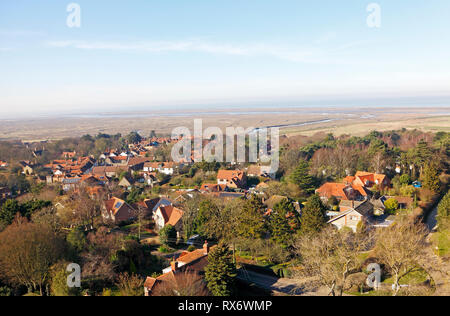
1,0,450,117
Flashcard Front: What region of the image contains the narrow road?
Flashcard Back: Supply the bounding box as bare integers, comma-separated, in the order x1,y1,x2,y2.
426,205,438,232
237,269,327,296
419,246,450,296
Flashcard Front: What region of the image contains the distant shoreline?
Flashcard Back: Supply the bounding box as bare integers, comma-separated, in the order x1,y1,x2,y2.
0,106,449,142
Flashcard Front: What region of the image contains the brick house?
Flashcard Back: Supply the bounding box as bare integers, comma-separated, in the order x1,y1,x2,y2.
217,170,247,189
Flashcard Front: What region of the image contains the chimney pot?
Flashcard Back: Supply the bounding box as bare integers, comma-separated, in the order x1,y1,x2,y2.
203,241,209,254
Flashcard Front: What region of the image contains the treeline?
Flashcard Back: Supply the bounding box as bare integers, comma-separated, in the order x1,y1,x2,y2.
277,130,449,196
0,131,166,165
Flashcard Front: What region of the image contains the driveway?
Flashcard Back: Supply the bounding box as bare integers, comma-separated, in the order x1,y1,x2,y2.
237,269,328,296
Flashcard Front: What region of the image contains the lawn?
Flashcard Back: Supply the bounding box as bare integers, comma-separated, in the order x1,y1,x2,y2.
436,229,450,257
382,266,430,285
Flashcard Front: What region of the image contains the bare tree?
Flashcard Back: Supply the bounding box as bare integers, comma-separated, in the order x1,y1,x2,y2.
134,205,147,241
0,219,66,295
374,221,427,296
294,227,371,296
116,272,144,296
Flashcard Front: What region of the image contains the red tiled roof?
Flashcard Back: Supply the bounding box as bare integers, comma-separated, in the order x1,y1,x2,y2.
316,182,368,200
217,170,245,181
157,205,184,226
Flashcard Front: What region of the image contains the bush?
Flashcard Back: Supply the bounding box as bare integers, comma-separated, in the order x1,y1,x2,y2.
187,245,196,252
384,198,399,213
115,273,144,296
102,288,113,296
399,174,411,186
399,185,415,198
158,245,172,253
159,224,177,247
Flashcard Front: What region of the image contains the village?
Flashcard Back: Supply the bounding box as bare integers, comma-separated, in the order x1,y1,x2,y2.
0,128,448,297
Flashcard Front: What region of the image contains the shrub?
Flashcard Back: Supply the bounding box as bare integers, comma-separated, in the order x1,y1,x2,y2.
115,273,144,296
399,174,411,185
187,245,196,252
159,224,177,247
384,198,399,213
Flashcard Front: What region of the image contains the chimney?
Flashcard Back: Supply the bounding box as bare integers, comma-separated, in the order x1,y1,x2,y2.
203,241,210,254
170,261,178,271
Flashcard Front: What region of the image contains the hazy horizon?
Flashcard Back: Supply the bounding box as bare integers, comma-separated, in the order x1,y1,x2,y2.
2,94,450,120
1,1,450,118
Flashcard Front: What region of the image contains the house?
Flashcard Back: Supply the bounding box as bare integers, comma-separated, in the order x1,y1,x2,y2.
143,162,181,175
380,196,414,210
19,161,34,175
44,157,95,178
92,166,128,178
80,174,108,186
142,172,158,187
102,197,136,223
344,171,390,190
62,151,76,159
127,157,152,171
247,165,276,179
172,190,197,204
132,199,159,219
327,200,374,232
143,162,159,172
217,170,247,189
199,183,228,193
151,198,172,212
133,197,172,217
61,177,82,191
0,161,8,169
118,176,135,189
105,156,128,166
144,242,213,296
316,182,369,202
158,162,178,175
153,205,184,233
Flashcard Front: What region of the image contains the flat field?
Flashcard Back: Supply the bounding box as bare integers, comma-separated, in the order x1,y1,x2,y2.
0,106,448,141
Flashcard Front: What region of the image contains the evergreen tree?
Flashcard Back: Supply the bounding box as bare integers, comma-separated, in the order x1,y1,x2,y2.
299,195,328,235
437,191,450,229
237,195,266,239
269,200,299,246
422,162,440,192
384,198,399,214
50,262,81,296
0,199,20,226
205,242,237,296
125,131,142,144
289,160,315,194
399,174,411,186
66,228,87,253
415,140,432,166
159,225,177,247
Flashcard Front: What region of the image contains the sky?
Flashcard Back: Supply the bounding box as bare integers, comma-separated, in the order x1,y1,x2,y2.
1,0,450,117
